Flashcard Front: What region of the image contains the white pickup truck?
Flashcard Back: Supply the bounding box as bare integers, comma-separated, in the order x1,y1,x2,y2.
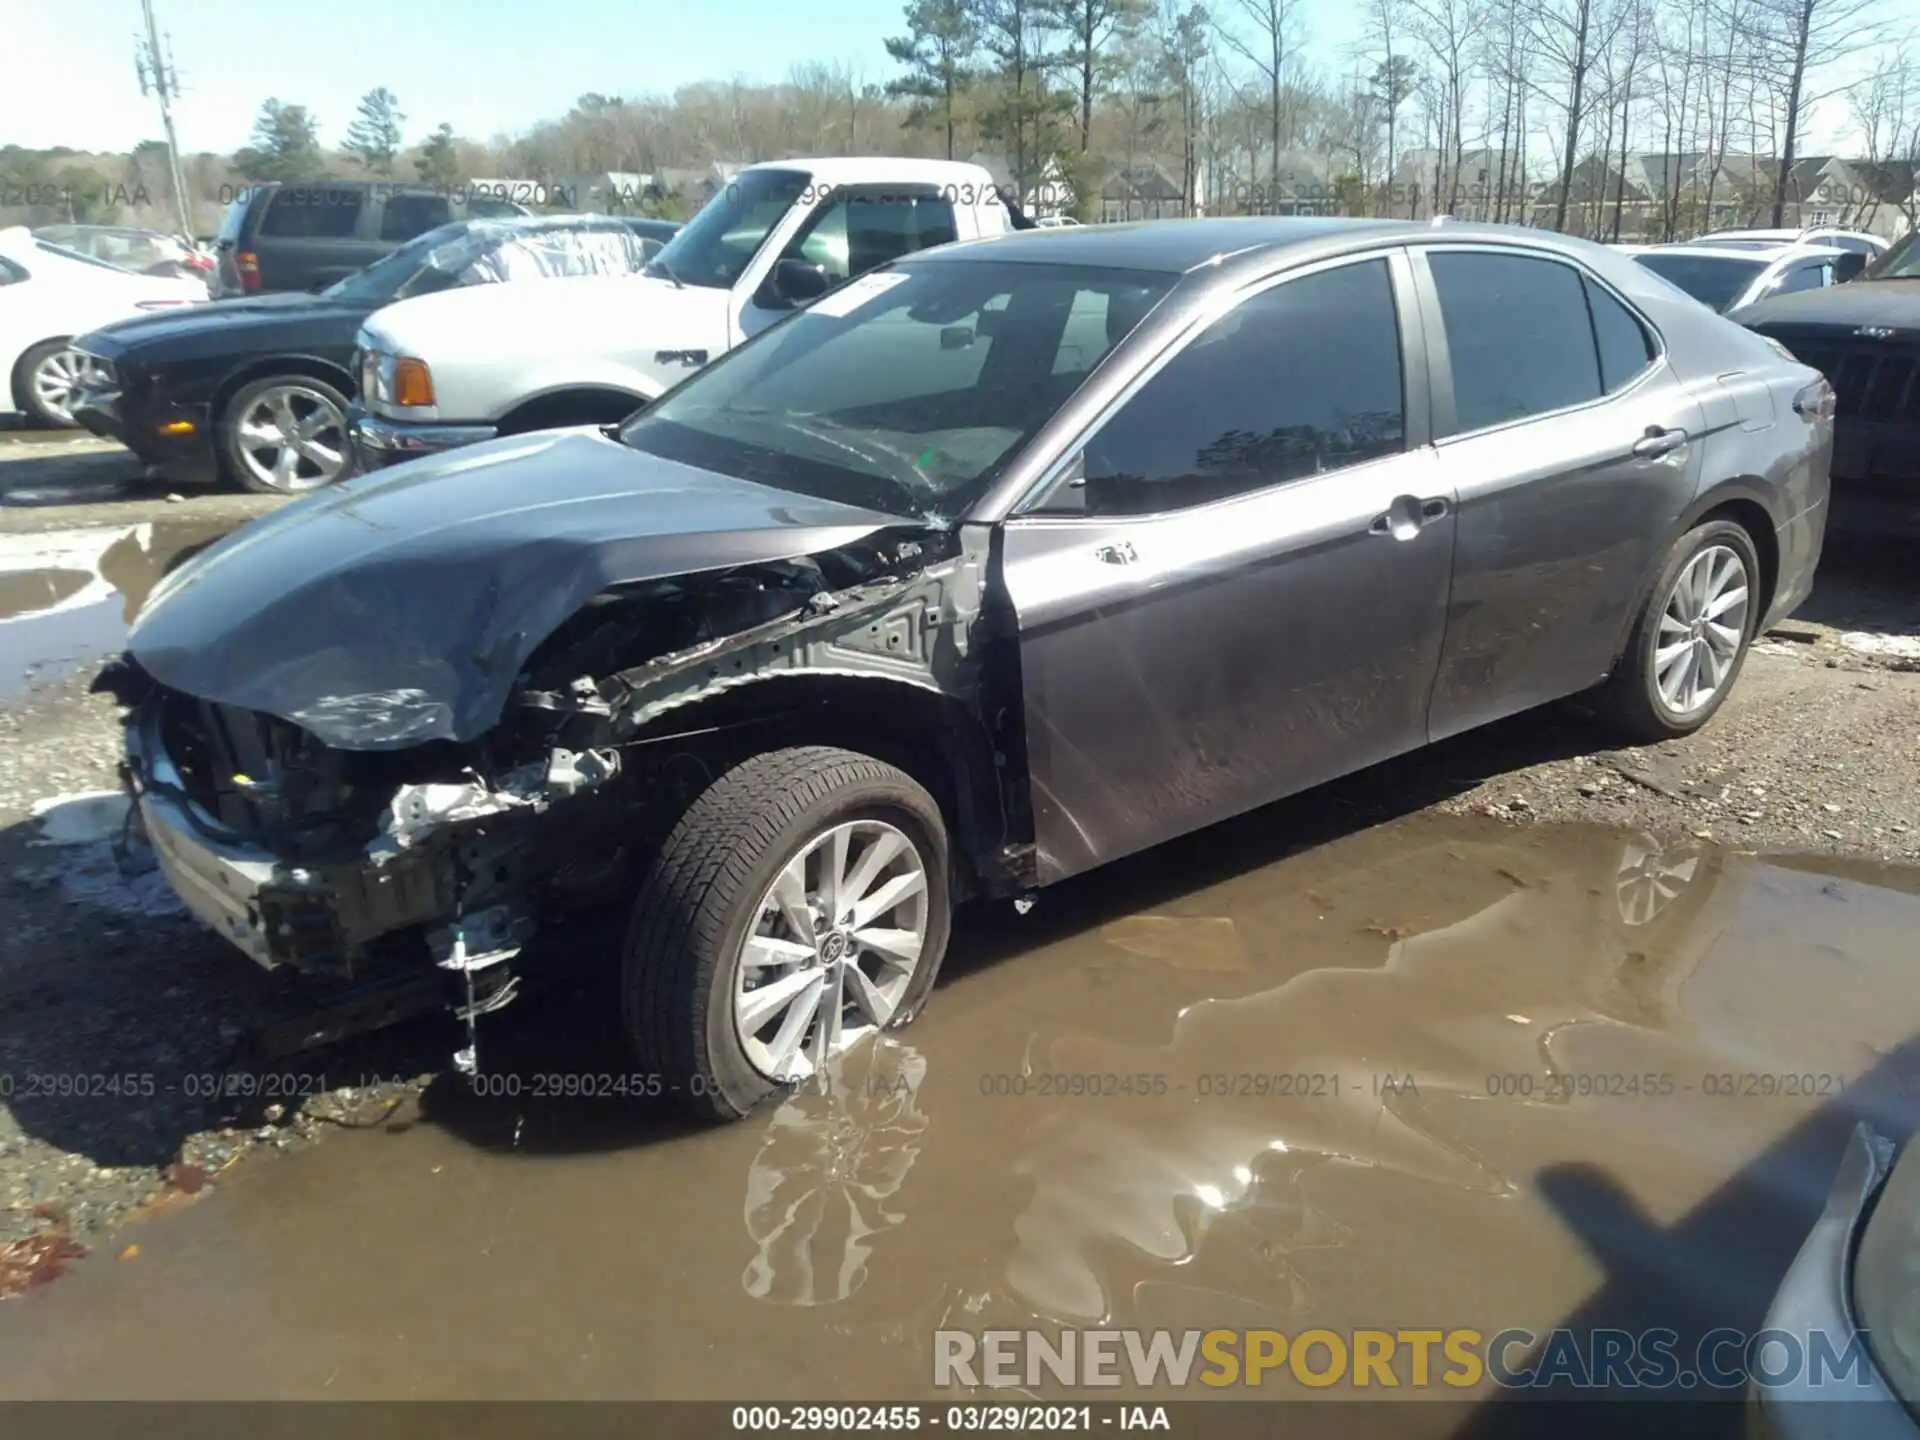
347,156,1021,468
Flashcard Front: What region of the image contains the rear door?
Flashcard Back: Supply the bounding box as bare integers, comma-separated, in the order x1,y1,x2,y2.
1416,245,1705,739
249,186,371,292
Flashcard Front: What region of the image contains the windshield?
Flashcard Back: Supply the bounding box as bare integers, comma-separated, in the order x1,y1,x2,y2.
618,259,1176,519
1865,231,1920,279
643,168,808,289
322,222,473,302
322,221,650,304
1633,253,1769,312
32,238,142,274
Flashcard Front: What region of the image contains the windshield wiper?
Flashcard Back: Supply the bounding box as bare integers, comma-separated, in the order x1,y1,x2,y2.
647,256,685,289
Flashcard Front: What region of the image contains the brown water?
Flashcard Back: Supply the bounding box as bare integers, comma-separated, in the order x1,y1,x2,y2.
0,520,232,699
1,812,1916,1404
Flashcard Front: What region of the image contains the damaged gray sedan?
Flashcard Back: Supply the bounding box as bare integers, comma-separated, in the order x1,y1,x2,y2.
100,218,1832,1117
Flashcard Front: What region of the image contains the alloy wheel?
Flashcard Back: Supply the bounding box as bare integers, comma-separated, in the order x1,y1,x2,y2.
1653,543,1750,715
1614,832,1701,927
732,819,931,1083
29,347,107,426
233,382,347,492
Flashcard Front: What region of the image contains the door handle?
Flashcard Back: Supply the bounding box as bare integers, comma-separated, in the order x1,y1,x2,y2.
1632,426,1688,458
1369,496,1450,539
1094,541,1137,565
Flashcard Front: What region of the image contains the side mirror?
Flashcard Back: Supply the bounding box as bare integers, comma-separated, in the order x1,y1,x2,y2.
1834,252,1868,283
758,258,831,309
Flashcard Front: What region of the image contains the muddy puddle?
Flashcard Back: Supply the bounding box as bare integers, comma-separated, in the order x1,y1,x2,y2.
0,520,233,700
1,812,1917,1404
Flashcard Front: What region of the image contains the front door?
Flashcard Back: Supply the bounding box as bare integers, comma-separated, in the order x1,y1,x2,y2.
999,253,1458,885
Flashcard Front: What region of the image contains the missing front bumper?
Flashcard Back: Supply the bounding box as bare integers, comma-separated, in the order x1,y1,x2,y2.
126,706,463,973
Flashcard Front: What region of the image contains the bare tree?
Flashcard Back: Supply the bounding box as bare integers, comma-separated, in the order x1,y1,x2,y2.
1218,0,1302,192
1525,0,1631,230
1747,0,1883,226
1850,50,1919,233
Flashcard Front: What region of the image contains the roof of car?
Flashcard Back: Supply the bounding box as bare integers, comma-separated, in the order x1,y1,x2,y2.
911,215,1688,275
912,216,1436,273
743,156,1013,186
1638,243,1841,263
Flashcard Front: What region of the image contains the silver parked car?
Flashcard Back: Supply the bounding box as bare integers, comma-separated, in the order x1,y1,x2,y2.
104,218,1832,1116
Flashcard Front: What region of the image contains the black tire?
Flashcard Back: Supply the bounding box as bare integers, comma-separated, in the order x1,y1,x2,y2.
623,745,952,1120
1595,518,1762,743
218,374,352,495
13,340,84,428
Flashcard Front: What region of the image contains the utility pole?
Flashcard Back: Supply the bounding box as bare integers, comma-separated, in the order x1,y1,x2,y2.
134,0,196,240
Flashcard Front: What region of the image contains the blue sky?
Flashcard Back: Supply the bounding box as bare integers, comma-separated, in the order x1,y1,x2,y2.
2,0,1889,157
6,0,935,152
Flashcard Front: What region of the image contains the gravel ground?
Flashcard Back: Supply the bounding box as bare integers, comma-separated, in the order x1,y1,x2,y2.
0,431,284,533
0,430,1914,1274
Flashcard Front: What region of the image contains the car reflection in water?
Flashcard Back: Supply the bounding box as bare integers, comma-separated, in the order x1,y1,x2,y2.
728,822,1917,1393
741,1038,931,1306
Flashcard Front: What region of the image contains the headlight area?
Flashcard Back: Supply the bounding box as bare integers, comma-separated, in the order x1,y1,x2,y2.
1855,1140,1920,1411
355,347,435,416
106,660,630,1065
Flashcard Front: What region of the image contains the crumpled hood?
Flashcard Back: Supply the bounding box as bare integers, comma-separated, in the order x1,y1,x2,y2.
125,430,900,749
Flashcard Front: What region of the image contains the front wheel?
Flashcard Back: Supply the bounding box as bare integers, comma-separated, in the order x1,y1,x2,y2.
1595,519,1761,743
623,746,952,1120
219,375,350,494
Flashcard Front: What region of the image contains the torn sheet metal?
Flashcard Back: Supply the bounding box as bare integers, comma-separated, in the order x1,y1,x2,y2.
368,747,620,861
604,529,990,734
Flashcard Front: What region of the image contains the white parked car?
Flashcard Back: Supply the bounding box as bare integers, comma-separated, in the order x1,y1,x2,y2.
347,156,1019,469
1,226,207,427
1686,226,1889,258
1628,242,1861,316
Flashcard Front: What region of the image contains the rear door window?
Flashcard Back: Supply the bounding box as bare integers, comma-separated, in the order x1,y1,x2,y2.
1583,276,1657,393
1429,251,1605,432
259,188,365,239
381,193,453,241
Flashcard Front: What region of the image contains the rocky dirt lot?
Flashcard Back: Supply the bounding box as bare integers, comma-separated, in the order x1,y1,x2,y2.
0,428,1915,1281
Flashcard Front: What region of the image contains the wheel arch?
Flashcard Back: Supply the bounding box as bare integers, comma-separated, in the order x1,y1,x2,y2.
623,671,1021,903
210,354,356,423
497,385,652,435
1608,478,1781,672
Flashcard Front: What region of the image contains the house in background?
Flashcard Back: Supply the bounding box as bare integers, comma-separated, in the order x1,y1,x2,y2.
560,171,659,213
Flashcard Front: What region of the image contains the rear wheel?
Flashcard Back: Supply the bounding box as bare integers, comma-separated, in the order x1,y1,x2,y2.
1595,519,1761,742
219,375,350,494
623,746,952,1120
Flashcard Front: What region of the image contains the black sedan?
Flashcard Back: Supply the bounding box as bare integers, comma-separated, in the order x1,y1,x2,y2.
65,215,660,494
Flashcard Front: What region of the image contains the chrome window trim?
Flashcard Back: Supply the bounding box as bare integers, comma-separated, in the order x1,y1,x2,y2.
1410,241,1672,445
1005,245,1424,522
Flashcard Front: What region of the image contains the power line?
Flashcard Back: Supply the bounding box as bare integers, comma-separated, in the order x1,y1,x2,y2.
134,0,196,240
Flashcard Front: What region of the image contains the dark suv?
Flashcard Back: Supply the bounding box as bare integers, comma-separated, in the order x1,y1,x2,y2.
211,182,530,297
1737,229,1920,502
